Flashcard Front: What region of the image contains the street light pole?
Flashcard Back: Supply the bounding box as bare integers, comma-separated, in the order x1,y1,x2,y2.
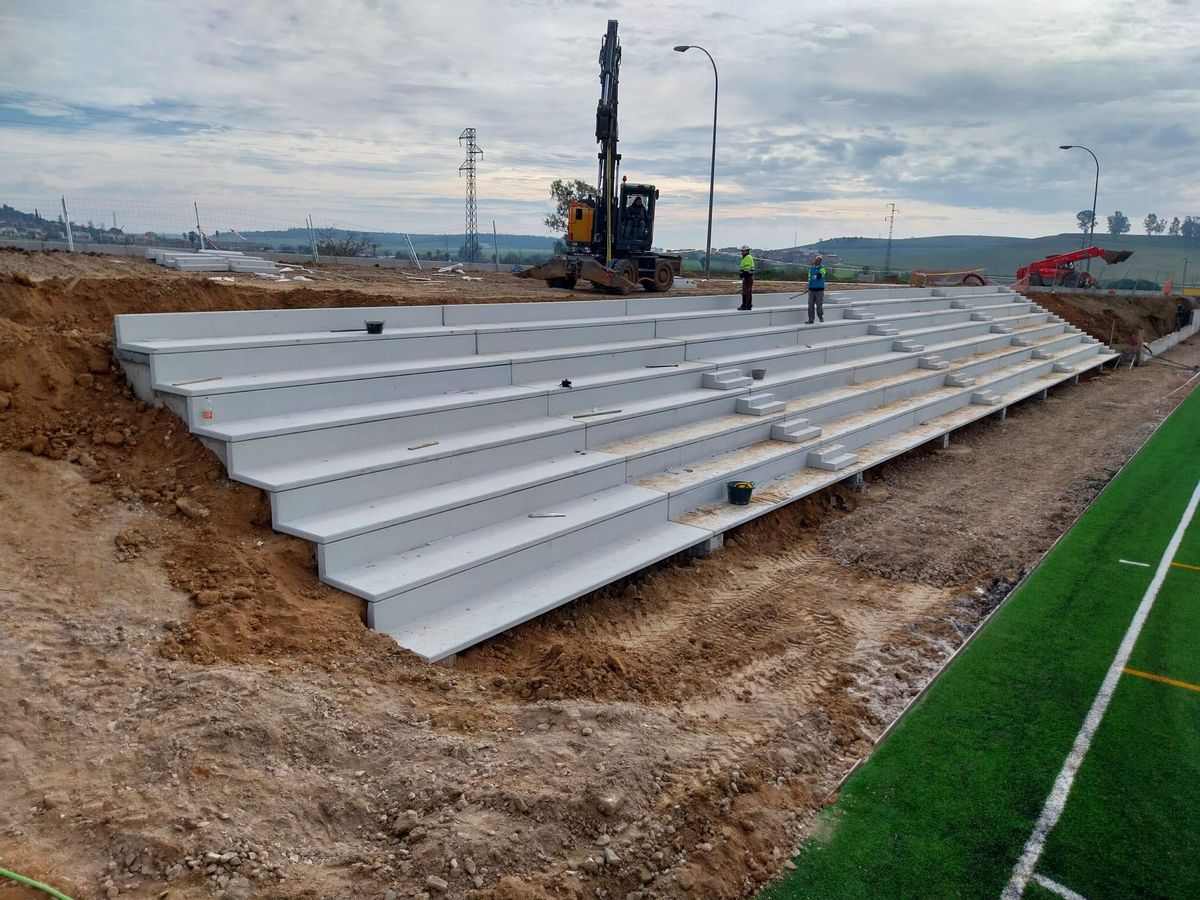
674,44,718,279
1060,144,1100,273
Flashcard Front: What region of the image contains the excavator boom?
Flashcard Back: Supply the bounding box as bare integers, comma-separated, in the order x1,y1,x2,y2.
519,19,681,294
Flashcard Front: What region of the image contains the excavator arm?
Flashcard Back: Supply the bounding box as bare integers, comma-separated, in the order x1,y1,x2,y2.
1017,245,1133,287
594,19,621,265
1034,246,1133,268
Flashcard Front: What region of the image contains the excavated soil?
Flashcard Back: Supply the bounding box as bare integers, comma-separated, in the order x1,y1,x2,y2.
1034,288,1195,351
2,252,1199,900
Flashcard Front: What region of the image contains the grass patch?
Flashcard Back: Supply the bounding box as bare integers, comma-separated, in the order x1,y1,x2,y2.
763,386,1200,898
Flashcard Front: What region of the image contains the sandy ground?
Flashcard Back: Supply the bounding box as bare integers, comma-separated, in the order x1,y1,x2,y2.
2,250,1199,900
0,248,814,302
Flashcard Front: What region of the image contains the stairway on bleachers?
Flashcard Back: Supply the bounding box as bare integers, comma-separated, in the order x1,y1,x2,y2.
115,286,1116,660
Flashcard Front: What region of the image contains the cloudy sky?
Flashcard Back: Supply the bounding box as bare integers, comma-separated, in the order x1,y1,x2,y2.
1,0,1197,249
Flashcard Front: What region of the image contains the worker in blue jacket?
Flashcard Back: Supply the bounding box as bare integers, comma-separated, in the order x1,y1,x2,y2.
806,256,827,324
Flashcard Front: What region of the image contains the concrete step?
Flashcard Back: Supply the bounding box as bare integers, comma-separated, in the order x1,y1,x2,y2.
970,312,993,321
770,418,822,443
990,324,1014,334
379,519,707,661
341,485,669,616
571,388,749,447
843,309,876,320
1011,336,1033,347
314,453,633,573
893,339,926,353
868,324,900,336
702,368,754,390
201,385,541,444
280,449,623,548
807,444,858,471
1052,362,1078,373
599,409,784,479
950,300,971,309
223,394,551,473
736,393,786,416
918,355,949,370
249,418,583,500
945,373,977,388
971,390,1002,406
1032,348,1055,360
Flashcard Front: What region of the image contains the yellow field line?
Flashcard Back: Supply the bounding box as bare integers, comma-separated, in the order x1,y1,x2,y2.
1169,560,1200,572
1123,667,1200,694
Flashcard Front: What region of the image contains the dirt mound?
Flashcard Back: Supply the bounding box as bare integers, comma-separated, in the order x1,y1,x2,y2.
1031,289,1192,350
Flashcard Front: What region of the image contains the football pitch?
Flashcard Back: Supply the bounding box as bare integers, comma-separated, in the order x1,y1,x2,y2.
764,385,1200,899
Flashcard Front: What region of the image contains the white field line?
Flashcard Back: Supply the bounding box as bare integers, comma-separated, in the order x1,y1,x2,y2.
1001,475,1200,898
1032,873,1088,900
1117,559,1150,568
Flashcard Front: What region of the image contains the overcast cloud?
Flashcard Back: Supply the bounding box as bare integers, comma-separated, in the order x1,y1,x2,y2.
1,0,1197,248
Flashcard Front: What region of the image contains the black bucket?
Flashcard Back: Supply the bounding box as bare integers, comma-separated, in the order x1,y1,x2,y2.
365,321,384,334
727,480,754,505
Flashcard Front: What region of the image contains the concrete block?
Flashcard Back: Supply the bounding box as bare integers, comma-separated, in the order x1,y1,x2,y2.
771,418,822,443
971,390,1001,406
735,394,786,416
686,532,725,558
807,444,858,471
702,369,754,390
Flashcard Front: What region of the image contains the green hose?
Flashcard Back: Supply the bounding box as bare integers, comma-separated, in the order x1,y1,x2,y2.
0,866,73,900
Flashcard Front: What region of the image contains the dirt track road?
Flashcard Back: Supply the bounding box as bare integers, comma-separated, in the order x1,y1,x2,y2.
2,253,1198,899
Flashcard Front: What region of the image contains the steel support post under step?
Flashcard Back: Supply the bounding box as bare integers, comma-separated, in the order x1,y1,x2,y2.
936,433,951,449
841,472,866,493
687,532,725,558
1070,374,1080,385
1035,388,1048,401
994,406,1008,421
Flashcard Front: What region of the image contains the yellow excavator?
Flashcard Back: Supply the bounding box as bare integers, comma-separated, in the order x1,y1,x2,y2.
519,19,682,294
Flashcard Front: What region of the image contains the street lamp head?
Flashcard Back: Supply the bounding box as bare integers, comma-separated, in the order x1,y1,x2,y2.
673,45,691,52
1059,144,1075,150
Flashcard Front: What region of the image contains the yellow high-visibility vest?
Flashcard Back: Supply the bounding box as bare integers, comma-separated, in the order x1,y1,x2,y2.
740,252,755,273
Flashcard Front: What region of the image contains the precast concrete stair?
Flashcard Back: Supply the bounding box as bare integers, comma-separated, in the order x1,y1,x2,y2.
115,285,1116,660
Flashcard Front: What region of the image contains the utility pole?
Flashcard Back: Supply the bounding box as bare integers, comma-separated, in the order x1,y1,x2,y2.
194,202,205,250
1184,258,1189,290
61,196,74,252
884,203,898,276
458,128,483,263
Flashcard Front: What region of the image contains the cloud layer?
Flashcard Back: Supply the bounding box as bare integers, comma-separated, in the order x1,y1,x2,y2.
2,0,1197,247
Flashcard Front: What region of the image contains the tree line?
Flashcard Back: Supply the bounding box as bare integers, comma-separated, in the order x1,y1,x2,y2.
1076,210,1200,239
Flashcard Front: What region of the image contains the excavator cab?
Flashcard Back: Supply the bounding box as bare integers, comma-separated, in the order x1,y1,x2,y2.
616,184,656,249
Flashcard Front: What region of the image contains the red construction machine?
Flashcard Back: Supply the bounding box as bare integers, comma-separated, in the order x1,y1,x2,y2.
1016,246,1133,288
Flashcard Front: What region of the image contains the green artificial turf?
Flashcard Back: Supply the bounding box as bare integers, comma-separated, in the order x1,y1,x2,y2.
762,385,1200,899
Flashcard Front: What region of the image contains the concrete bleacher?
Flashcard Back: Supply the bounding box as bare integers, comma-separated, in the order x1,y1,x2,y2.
113,286,1116,660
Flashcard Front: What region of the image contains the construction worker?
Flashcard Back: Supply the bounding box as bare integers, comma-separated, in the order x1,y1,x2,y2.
738,245,755,310
806,256,828,324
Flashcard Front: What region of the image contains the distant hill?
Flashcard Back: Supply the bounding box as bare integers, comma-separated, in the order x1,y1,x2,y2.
800,233,1198,283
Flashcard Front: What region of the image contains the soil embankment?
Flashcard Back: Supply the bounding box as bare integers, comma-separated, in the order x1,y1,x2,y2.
2,252,1198,899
